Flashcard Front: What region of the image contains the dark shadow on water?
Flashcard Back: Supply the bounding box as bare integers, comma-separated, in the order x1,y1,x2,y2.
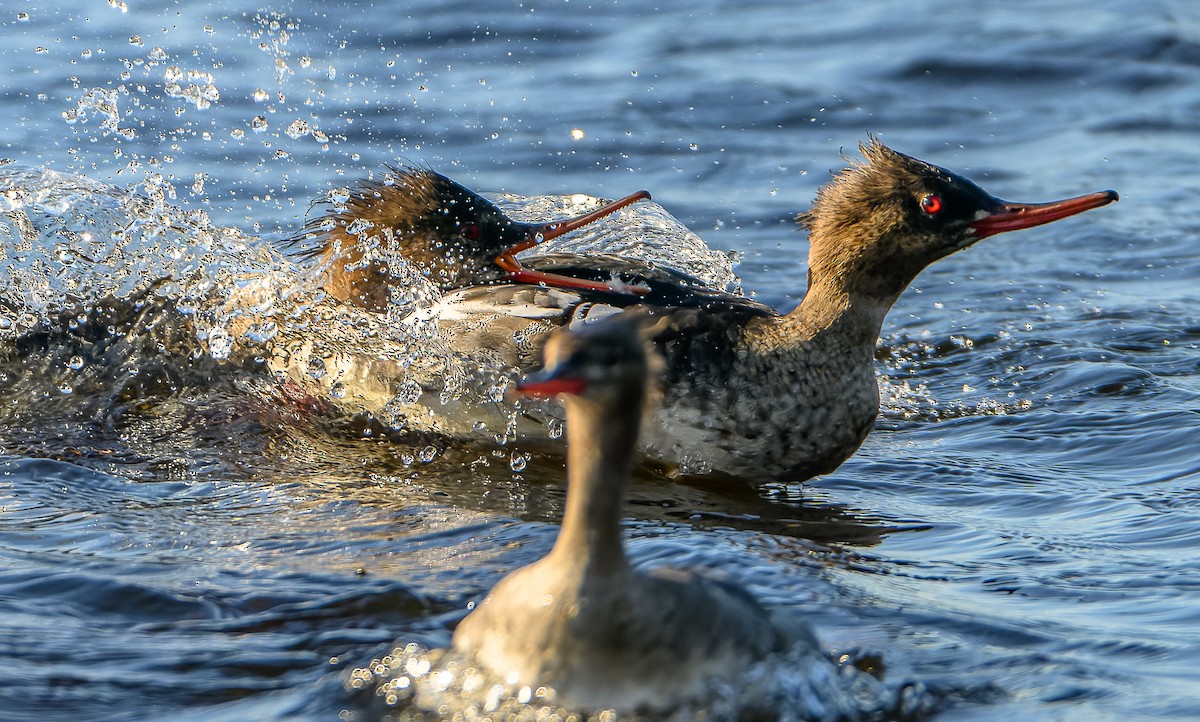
254,414,902,550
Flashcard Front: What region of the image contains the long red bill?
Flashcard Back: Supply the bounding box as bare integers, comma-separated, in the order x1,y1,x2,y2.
514,375,587,399
533,189,652,243
970,189,1118,240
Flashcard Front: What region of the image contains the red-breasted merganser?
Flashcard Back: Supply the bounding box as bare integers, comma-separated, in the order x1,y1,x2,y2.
289,165,651,309
451,315,808,711
278,139,1117,481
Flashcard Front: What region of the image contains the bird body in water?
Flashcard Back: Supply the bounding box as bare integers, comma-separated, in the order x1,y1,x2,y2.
287,139,1117,481
451,315,809,712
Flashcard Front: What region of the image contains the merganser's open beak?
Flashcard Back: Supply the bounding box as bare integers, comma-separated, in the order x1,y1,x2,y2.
496,189,653,296
970,189,1118,240
531,189,652,245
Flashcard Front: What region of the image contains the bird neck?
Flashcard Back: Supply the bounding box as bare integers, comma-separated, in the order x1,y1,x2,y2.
779,262,903,349
776,214,930,346
547,392,641,576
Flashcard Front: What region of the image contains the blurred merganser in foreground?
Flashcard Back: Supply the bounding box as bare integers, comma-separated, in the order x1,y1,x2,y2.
282,139,1117,481
288,165,651,309
452,315,811,711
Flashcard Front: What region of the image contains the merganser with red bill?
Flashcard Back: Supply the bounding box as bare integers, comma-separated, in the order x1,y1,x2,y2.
288,165,651,310
290,138,1117,482
452,315,812,712
968,192,1119,239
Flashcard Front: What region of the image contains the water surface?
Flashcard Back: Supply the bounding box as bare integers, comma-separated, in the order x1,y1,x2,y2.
2,1,1199,719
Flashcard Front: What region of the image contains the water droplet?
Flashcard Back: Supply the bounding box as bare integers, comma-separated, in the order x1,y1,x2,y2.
67,356,85,371
206,327,232,360
509,452,529,472
330,382,346,399
396,379,421,404
306,356,326,379
285,119,311,138
417,446,438,463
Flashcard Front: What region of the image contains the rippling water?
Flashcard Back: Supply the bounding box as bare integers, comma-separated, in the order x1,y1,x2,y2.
2,1,1199,719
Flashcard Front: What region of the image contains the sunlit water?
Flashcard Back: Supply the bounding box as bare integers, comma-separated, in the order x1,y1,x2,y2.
2,1,1200,720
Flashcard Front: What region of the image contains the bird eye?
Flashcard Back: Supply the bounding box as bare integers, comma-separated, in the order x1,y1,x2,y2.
920,194,943,215
459,222,481,240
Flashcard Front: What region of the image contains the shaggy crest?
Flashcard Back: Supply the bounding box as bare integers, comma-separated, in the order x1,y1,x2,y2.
796,137,952,234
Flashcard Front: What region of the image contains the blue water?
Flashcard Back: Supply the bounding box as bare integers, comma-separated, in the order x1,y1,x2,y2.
3,0,1200,719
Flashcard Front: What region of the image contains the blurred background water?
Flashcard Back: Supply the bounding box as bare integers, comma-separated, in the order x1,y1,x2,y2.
2,0,1199,719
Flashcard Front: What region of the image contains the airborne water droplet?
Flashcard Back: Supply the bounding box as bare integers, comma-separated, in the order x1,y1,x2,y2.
285,119,311,138
396,379,421,404
306,356,326,379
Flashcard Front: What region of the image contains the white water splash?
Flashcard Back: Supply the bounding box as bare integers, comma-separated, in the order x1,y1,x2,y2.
346,641,921,722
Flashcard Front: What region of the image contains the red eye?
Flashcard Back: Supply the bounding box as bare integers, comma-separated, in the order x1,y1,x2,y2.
920,194,943,215
459,223,480,241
